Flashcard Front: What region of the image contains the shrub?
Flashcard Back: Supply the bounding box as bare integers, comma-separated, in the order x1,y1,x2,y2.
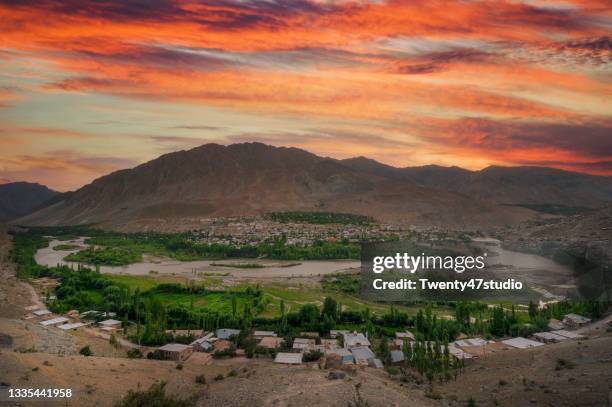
303,350,323,362
176,363,183,370
386,367,399,375
228,370,237,377
79,345,92,357
195,375,206,384
214,374,224,381
555,358,575,370
146,350,165,360
114,382,192,407
127,348,143,359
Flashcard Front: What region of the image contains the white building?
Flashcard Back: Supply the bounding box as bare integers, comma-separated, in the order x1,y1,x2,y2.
343,332,371,349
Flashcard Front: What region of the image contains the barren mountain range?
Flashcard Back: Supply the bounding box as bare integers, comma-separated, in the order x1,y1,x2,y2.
13,143,612,231
0,182,58,222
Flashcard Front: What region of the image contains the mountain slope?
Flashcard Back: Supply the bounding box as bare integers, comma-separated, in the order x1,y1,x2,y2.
340,158,612,207
0,182,59,222
15,143,535,230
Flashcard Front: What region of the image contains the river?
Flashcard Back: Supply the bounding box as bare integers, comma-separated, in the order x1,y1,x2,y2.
34,237,360,279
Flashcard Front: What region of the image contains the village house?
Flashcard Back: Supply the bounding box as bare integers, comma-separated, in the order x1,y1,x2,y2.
343,332,371,349
40,316,69,326
191,332,216,352
547,319,564,330
293,338,316,352
551,329,584,340
99,319,122,329
254,330,277,339
350,346,376,365
562,313,591,328
58,322,86,331
532,331,567,344
501,337,544,349
390,350,405,364
320,338,339,350
274,352,303,364
158,343,193,361
32,309,52,317
325,348,354,364
216,328,240,340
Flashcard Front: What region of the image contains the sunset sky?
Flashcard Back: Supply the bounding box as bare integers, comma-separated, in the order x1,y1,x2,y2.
1,0,610,191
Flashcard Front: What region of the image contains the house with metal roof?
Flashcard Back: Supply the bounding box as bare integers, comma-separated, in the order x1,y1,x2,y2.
343,332,371,349
216,328,241,340
40,317,69,326
325,348,354,364
274,352,303,364
350,346,376,365
293,338,316,351
533,331,567,343
501,337,544,349
158,343,193,361
254,330,277,338
551,329,584,339
390,350,405,363
99,319,122,328
562,313,591,328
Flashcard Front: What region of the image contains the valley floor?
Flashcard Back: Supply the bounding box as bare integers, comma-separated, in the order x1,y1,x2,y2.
1,225,611,407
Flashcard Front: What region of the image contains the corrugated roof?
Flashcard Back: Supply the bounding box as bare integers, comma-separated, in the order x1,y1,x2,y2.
551,330,584,339
40,317,69,326
58,322,86,330
390,350,405,363
502,337,544,349
99,319,122,327
274,352,302,364
216,328,241,339
254,331,277,337
350,346,375,361
159,343,192,352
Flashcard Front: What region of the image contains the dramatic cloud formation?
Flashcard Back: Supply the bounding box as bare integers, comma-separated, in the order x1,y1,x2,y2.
0,0,610,189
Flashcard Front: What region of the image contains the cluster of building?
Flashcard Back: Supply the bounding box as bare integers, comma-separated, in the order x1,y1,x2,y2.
25,302,593,370
187,217,409,247
24,306,124,333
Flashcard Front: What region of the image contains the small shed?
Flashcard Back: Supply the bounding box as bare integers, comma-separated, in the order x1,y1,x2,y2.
501,337,544,349
40,317,69,326
325,348,354,364
254,330,277,338
350,346,375,365
216,328,241,340
99,319,122,328
390,350,405,364
343,333,371,348
562,314,591,328
158,343,193,361
533,331,567,343
274,352,302,364
58,322,86,330
551,330,584,340
33,309,52,317
293,338,315,351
